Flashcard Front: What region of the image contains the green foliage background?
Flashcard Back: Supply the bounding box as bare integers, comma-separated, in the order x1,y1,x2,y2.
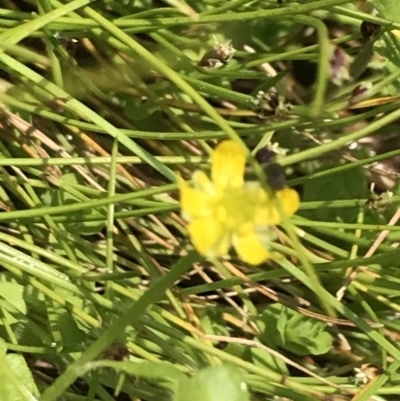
1,0,400,400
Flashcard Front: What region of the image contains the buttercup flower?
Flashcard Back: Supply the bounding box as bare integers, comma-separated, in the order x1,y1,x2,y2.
178,140,299,265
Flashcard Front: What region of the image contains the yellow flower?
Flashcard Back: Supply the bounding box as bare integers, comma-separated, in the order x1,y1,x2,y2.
178,140,299,265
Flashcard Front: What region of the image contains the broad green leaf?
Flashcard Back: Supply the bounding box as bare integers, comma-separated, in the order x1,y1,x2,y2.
250,347,288,375
276,304,288,345
302,167,368,222
175,365,249,401
57,311,88,345
367,0,400,22
123,97,160,121
0,338,6,356
46,288,93,339
23,284,45,311
373,32,400,95
0,282,27,325
0,353,39,401
251,19,295,48
361,2,400,95
200,308,230,336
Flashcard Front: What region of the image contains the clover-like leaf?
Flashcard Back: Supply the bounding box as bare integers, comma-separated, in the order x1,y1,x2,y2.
261,304,333,356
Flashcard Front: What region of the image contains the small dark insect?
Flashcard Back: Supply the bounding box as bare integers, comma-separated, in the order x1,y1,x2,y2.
360,21,381,41
265,163,286,191
255,148,277,164
255,148,287,190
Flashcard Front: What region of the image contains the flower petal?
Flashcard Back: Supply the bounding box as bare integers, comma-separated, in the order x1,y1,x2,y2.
277,187,300,216
245,186,279,225
192,170,215,195
187,216,230,257
211,140,246,190
252,187,300,225
233,228,270,265
178,175,211,219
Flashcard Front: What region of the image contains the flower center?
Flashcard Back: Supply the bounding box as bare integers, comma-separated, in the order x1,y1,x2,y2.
213,188,255,231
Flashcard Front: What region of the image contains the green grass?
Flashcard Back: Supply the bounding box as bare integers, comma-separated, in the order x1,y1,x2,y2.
2,0,400,400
